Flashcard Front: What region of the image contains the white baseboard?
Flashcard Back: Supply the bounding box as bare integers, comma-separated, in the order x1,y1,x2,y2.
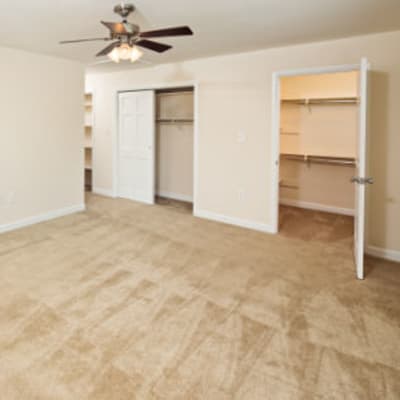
0,204,86,234
157,191,193,203
194,209,275,234
280,198,355,216
93,187,116,198
365,245,400,263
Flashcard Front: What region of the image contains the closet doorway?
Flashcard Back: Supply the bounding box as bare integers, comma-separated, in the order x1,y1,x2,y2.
116,84,196,214
155,88,194,212
271,59,371,279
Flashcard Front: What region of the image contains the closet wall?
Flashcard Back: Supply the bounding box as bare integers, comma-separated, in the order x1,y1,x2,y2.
156,89,194,202
280,71,359,214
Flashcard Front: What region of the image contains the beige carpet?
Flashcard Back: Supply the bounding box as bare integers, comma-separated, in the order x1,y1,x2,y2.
0,194,399,399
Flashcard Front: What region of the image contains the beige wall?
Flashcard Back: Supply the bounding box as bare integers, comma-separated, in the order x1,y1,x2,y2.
0,46,84,228
280,104,358,158
280,72,358,212
156,91,194,200
86,30,400,253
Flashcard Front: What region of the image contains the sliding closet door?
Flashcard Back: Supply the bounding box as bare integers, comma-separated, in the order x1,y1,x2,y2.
353,58,371,280
118,91,155,204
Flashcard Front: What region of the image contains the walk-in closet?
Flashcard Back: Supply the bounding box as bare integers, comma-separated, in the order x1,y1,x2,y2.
278,71,359,240
155,87,194,211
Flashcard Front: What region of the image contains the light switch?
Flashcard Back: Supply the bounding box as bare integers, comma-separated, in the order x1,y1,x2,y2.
237,131,246,143
238,187,244,201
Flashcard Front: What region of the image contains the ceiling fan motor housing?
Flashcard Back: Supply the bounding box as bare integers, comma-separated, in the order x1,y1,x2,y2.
114,3,135,19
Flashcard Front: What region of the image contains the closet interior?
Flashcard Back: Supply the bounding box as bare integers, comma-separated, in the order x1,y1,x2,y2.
279,71,359,239
155,87,194,211
84,92,93,192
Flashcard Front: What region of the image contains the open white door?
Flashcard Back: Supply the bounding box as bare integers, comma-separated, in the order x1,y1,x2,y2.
118,91,155,204
353,58,372,280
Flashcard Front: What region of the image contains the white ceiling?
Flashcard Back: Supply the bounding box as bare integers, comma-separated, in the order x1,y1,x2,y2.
1,0,400,73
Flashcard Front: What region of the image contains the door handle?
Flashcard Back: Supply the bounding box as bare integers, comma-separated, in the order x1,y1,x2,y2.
351,177,374,185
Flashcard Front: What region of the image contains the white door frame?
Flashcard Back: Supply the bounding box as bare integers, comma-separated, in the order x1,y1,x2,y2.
270,61,365,234
113,81,199,212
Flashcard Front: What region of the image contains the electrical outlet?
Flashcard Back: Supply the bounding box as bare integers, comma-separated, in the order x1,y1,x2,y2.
0,191,15,207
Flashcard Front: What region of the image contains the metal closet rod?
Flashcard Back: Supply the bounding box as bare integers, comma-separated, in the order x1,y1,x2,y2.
281,153,356,166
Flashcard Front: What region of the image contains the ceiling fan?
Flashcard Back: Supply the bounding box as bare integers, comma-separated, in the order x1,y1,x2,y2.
60,3,193,63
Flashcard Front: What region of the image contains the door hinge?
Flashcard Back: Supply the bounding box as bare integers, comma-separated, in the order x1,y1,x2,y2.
351,177,374,185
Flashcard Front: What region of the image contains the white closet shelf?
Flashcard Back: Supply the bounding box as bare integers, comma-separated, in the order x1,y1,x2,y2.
279,181,299,190
280,131,300,136
156,91,193,97
281,97,358,105
156,118,194,124
281,153,356,166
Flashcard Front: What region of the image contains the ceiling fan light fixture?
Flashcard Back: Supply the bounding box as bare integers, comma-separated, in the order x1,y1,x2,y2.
107,43,143,63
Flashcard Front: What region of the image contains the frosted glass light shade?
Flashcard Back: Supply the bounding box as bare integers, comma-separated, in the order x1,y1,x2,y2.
118,43,132,60
130,46,143,63
107,44,143,63
108,47,120,63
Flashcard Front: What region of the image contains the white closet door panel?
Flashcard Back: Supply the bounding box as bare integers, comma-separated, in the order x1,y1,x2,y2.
118,91,155,204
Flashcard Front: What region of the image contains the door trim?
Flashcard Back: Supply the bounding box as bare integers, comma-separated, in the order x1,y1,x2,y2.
355,57,370,279
114,81,199,213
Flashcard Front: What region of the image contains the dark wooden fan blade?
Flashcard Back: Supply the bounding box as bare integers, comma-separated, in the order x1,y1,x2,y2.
60,38,110,44
101,21,128,34
96,41,120,57
140,26,193,38
136,39,172,53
